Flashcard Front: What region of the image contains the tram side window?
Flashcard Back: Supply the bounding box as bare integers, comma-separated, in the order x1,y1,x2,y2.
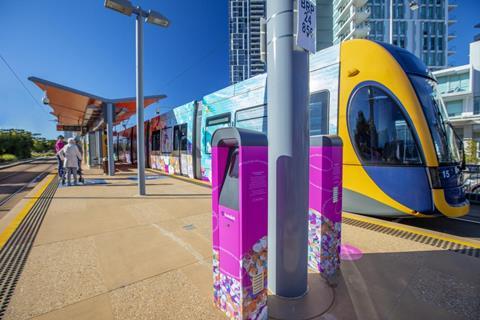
310,91,329,136
160,127,173,154
151,130,161,151
205,113,231,154
173,124,188,152
235,105,267,134
348,86,422,165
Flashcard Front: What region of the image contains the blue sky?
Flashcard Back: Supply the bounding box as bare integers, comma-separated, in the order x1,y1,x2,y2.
0,0,229,138
0,0,478,139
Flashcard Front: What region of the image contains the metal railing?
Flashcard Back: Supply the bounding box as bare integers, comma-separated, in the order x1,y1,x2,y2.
463,165,480,202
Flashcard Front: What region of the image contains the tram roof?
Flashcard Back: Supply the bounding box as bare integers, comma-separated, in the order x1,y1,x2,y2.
29,76,166,131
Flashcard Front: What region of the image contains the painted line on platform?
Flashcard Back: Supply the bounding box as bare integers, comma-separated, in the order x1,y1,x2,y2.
147,169,211,188
0,174,55,250
343,211,480,250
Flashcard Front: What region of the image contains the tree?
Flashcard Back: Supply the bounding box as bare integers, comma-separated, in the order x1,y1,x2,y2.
0,129,55,159
32,137,55,153
464,139,479,164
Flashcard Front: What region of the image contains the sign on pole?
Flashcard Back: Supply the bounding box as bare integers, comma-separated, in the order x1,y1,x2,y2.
56,125,87,132
297,0,316,53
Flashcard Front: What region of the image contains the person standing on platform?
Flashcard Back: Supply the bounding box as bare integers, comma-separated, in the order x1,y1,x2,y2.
58,138,82,186
55,135,65,183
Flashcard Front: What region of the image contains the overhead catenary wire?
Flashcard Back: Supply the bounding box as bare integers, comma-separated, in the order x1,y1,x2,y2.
113,40,227,128
159,41,227,90
0,53,52,118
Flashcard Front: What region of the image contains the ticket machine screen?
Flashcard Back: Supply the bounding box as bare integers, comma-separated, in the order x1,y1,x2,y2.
219,148,239,210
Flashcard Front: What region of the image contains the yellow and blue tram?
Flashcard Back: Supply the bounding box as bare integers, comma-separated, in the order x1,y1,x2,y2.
118,39,468,218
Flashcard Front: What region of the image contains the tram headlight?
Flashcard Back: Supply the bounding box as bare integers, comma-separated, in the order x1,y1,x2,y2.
428,167,443,189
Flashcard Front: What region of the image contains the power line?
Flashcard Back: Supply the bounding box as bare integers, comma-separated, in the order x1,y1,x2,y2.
0,52,51,117
160,41,227,90
110,40,227,129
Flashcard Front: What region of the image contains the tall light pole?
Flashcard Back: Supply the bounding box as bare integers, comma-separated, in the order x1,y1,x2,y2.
267,0,310,298
104,0,170,195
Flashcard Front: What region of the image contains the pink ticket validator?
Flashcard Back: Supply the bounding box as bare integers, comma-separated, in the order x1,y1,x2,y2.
308,135,343,282
212,128,268,320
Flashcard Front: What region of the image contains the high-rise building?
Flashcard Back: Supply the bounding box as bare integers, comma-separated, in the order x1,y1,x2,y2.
316,0,334,51
229,1,335,84
333,0,457,70
433,38,480,153
333,0,370,43
229,0,266,84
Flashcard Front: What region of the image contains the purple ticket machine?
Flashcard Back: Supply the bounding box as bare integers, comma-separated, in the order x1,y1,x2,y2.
308,135,343,281
211,127,268,320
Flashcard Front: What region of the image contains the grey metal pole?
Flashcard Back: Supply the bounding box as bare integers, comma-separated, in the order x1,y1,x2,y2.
389,0,393,44
96,130,102,166
267,0,310,298
136,9,146,195
106,102,115,176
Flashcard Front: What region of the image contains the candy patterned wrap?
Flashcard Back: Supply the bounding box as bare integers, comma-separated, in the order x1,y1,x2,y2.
308,209,341,277
212,237,268,320
308,145,343,279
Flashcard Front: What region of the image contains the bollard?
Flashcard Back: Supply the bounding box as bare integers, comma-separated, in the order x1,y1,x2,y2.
211,127,268,320
308,135,343,282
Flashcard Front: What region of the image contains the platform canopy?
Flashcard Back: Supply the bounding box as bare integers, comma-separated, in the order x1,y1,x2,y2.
29,76,166,132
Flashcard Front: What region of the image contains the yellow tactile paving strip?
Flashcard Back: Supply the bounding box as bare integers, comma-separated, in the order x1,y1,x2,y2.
343,212,480,250
0,174,56,250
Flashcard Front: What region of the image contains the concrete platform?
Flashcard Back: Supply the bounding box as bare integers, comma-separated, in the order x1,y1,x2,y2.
2,169,480,320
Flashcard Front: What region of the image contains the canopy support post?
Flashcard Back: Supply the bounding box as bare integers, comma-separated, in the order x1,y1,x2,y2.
106,103,115,176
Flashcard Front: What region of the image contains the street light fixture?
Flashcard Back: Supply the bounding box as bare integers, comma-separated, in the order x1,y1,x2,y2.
146,10,170,27
104,0,170,195
104,0,133,16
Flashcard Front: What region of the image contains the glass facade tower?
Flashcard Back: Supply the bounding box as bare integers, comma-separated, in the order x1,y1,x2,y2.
333,0,457,70
229,0,266,84
229,1,334,84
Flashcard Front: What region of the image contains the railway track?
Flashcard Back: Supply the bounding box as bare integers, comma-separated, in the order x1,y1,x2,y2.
0,159,56,214
0,164,39,184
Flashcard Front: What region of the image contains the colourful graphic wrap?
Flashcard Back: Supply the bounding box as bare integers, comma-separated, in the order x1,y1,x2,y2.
200,45,340,182
149,101,195,178
201,75,267,182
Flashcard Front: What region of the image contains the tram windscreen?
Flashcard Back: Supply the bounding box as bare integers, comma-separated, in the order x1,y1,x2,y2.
410,75,461,165
348,86,422,165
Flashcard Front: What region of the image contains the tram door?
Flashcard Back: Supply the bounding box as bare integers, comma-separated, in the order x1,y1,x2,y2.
174,123,188,176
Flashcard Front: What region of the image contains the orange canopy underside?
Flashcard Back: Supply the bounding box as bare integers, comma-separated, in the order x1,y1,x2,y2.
29,77,165,129
114,98,161,124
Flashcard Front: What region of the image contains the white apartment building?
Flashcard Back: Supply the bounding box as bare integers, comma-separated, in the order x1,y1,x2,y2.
333,0,457,69
433,40,480,151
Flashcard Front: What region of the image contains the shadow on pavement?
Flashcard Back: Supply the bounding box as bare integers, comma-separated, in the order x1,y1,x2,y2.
322,248,480,320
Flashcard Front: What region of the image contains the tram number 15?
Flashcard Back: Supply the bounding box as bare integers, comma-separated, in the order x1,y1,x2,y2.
441,170,451,179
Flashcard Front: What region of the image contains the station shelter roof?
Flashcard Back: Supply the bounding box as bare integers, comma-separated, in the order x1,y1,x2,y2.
29,76,165,132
